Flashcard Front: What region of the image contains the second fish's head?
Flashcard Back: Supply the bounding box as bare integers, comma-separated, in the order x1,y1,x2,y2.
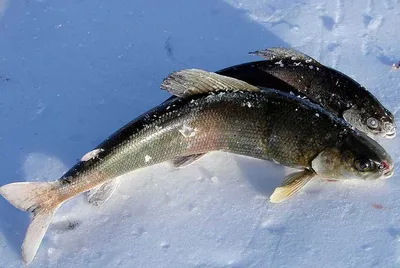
312,131,394,181
342,92,396,138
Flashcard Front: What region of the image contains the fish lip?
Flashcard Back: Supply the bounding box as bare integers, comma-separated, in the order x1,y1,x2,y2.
383,168,394,179
385,131,396,138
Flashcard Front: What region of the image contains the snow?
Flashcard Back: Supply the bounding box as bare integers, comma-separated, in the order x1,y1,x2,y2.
144,155,152,163
179,125,197,138
0,0,400,267
81,149,104,162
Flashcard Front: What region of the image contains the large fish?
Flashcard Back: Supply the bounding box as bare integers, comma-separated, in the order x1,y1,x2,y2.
0,70,394,265
215,47,396,138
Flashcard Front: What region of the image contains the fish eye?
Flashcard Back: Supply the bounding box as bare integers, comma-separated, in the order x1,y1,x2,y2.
354,158,374,172
366,117,379,129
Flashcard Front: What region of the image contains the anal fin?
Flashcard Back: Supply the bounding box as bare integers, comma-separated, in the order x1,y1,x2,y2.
270,170,314,203
87,179,120,206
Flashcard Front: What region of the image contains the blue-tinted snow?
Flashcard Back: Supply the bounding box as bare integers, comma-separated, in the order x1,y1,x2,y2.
1,0,400,267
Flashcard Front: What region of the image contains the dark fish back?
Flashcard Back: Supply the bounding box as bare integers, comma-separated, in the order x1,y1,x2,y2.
217,60,360,116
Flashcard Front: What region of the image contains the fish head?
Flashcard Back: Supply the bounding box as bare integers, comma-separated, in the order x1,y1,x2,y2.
342,100,396,139
312,132,394,180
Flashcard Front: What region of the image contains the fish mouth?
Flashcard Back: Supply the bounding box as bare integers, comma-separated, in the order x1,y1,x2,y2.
383,168,394,179
385,131,396,138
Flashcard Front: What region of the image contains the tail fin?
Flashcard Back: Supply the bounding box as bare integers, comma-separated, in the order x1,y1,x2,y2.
0,181,61,265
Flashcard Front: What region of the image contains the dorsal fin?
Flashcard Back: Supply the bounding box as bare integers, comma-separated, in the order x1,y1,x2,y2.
160,69,260,97
249,47,322,66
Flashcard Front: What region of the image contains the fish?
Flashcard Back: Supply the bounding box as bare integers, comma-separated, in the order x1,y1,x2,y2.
214,47,396,138
0,69,394,265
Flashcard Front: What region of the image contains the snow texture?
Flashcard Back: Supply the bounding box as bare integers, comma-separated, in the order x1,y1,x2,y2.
1,0,400,267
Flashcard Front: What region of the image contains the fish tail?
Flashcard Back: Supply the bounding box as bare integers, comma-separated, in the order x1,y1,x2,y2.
0,181,61,265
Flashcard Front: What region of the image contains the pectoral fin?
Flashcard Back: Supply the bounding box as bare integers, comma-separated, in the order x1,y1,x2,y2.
270,170,314,203
87,179,120,206
160,69,260,97
249,47,321,66
171,153,206,168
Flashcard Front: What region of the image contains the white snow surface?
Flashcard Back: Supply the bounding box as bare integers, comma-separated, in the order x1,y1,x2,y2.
1,0,400,267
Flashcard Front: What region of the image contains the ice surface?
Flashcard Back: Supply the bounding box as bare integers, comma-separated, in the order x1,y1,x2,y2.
1,0,400,267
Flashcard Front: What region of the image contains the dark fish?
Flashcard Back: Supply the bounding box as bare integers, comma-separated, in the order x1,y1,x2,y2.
234,47,395,138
